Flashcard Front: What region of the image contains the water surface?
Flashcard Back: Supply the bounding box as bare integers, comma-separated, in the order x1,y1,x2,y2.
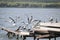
0,8,60,40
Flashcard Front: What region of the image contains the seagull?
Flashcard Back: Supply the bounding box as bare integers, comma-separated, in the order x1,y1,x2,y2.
15,26,21,31
9,17,16,23
21,21,26,25
34,20,41,28
27,16,30,24
29,16,33,24
9,17,16,26
27,16,34,24
33,20,39,22
17,16,20,19
15,16,20,22
49,17,53,23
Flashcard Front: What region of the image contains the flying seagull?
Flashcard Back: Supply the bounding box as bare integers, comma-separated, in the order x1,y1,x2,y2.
9,17,16,23
27,16,33,24
29,16,33,24
9,17,16,26
34,20,41,28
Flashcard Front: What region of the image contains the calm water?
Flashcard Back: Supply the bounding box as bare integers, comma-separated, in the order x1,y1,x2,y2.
0,8,60,40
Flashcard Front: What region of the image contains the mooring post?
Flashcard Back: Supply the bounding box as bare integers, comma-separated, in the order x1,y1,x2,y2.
54,33,56,40
34,36,36,40
49,32,52,40
37,38,39,40
54,37,56,40
49,37,51,40
16,35,19,40
34,33,36,40
23,36,26,40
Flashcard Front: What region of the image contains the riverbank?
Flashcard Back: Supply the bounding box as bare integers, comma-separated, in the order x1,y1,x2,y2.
0,2,60,8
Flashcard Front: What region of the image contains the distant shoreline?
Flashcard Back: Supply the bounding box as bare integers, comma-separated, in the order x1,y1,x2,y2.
0,7,60,8
0,2,60,8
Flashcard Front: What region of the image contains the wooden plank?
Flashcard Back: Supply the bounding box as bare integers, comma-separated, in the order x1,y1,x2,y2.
16,31,29,35
36,34,58,39
33,28,49,33
40,27,60,32
36,34,60,39
33,27,60,32
40,22,60,28
0,27,29,35
33,22,60,34
36,34,50,38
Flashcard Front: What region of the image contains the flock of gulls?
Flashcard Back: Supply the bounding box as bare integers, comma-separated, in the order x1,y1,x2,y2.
0,16,60,40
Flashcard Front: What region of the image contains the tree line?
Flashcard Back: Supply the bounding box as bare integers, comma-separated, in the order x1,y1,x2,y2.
0,2,60,8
